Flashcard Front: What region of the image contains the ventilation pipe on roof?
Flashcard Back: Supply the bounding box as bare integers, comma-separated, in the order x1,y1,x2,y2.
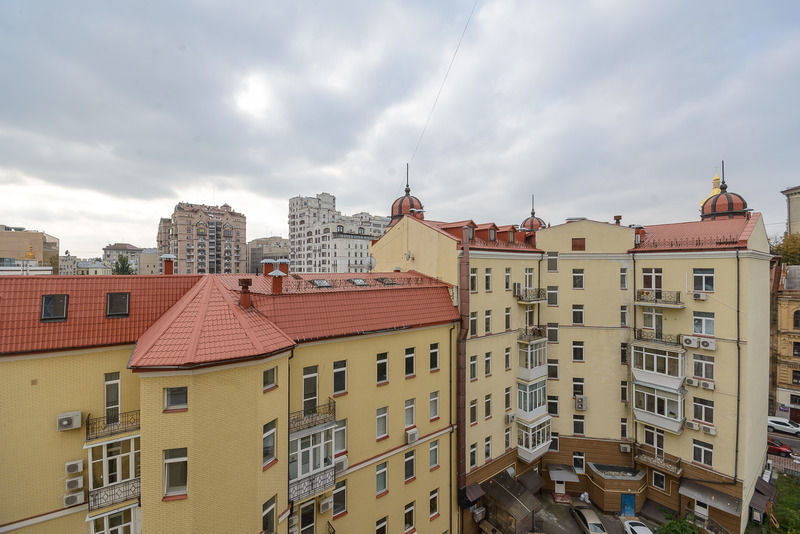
269,269,287,294
277,259,290,275
161,254,176,275
614,215,622,226
239,278,252,308
261,259,277,276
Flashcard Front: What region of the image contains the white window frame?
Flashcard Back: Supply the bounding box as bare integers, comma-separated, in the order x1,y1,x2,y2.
484,394,492,419
572,305,584,325
334,419,347,456
430,488,439,518
469,443,477,468
547,395,559,416
263,420,276,466
652,470,666,491
505,427,511,449
484,352,492,376
333,480,346,516
549,432,559,451
693,312,715,336
693,397,714,425
376,517,387,534
405,348,415,377
693,268,714,292
505,347,511,370
262,496,277,534
572,268,584,289
429,391,439,420
633,346,682,378
621,417,628,438
573,451,585,473
105,372,120,424
470,268,477,292
547,285,558,306
165,386,187,410
693,439,713,467
263,367,277,391
505,267,511,290
376,462,387,494
572,341,584,362
485,268,492,291
429,343,439,371
573,415,585,435
469,355,477,380
333,360,347,394
404,502,415,533
470,312,477,336
429,440,439,469
547,252,558,272
505,307,511,330
547,323,559,343
620,268,628,290
485,310,492,334
163,447,188,496
525,267,535,288
548,359,558,379
404,450,415,481
376,407,388,439
693,353,715,380
469,399,477,424
484,436,492,461
505,387,512,411
376,353,388,384
621,306,628,326
405,399,415,429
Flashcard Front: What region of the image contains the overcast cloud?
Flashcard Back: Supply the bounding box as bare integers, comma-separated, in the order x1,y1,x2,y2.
1,1,798,257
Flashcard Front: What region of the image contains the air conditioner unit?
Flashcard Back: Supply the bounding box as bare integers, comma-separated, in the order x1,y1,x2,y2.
287,515,298,528
56,411,82,432
288,527,298,534
575,395,587,411
406,428,419,444
63,492,85,507
620,443,631,453
702,426,717,436
334,455,349,474
65,477,83,492
682,336,699,348
505,413,516,424
319,496,333,514
473,506,486,523
65,459,84,475
685,421,700,430
699,338,717,351
701,381,715,391
693,292,708,301
685,377,699,387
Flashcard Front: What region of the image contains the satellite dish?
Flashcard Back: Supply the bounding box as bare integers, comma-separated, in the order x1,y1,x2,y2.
367,255,377,272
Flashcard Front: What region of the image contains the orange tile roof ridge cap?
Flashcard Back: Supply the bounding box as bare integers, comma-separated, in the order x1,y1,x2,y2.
185,277,214,361
217,278,292,355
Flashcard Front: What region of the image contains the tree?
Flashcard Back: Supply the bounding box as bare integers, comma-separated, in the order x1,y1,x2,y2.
774,233,800,265
656,512,699,534
112,255,134,275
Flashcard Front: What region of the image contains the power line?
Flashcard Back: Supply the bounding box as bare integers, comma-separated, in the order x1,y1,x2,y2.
410,0,480,163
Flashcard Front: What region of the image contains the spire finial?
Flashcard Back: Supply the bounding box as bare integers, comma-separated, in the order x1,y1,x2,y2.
405,163,410,195
531,194,535,217
720,160,727,191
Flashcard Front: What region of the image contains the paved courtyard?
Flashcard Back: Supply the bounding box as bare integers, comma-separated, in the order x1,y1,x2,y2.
534,493,656,534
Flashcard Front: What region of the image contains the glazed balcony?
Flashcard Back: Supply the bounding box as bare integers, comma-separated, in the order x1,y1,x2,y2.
288,465,335,502
86,410,140,441
513,286,546,303
88,477,140,512
634,444,682,476
289,399,336,435
634,289,685,308
517,440,551,464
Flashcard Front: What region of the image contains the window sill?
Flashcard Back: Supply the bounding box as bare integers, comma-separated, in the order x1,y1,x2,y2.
405,528,416,534
262,458,278,471
162,493,187,502
484,416,492,421
335,450,348,458
485,374,492,378
430,368,440,373
333,391,347,398
470,422,478,427
377,381,389,387
470,378,478,383
405,476,416,485
163,407,188,413
430,416,440,422
376,490,389,499
332,511,347,520
430,512,440,521
573,360,585,364
430,465,440,472
262,384,278,394
376,435,389,442
405,374,416,380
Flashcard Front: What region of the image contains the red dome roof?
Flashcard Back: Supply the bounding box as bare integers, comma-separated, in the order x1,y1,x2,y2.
520,215,546,231
701,182,749,220
390,184,424,224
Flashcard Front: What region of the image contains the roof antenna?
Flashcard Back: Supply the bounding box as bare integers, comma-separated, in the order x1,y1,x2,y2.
405,163,410,195
531,194,535,217
721,160,727,191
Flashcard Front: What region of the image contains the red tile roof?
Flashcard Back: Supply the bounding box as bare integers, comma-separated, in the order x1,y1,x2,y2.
0,275,201,355
633,213,761,252
415,219,541,253
129,276,294,369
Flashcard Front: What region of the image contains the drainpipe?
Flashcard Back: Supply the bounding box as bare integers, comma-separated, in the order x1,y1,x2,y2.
632,252,637,446
457,227,470,509
734,249,741,481
448,321,456,534
287,348,295,514
537,254,543,326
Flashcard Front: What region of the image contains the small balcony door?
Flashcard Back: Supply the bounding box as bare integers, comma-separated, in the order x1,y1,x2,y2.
642,268,663,300
300,501,315,534
303,366,318,416
105,372,120,424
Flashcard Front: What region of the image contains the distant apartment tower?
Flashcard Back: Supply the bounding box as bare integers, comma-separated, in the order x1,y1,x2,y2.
138,248,159,275
103,243,143,273
59,251,78,275
288,192,389,273
157,203,246,274
246,236,289,273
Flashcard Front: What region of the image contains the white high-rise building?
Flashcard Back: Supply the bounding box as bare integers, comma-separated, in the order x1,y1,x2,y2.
288,193,389,273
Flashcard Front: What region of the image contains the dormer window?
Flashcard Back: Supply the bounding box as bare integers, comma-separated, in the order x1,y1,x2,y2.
41,294,68,321
376,277,397,286
348,278,368,287
489,229,496,241
509,231,515,243
310,279,332,288
107,292,130,318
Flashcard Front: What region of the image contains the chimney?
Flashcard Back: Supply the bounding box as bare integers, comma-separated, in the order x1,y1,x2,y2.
614,215,622,226
261,259,277,277
160,254,176,275
238,278,253,308
277,259,290,275
269,269,287,294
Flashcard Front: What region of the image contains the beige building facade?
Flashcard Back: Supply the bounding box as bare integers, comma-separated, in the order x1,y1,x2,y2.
0,224,59,273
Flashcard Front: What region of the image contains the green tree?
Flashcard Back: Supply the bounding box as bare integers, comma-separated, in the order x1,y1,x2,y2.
774,233,800,265
656,512,699,534
112,255,134,275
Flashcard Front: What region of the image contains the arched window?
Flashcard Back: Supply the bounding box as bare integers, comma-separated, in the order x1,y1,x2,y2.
337,225,344,233
794,310,800,329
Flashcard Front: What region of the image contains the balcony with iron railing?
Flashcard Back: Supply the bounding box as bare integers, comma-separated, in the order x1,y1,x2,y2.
634,443,682,476
518,325,547,343
86,410,140,441
513,286,546,303
289,465,335,503
289,399,336,435
635,289,685,308
88,477,140,512
633,329,684,348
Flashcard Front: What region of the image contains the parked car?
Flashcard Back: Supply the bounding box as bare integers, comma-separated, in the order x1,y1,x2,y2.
570,503,607,534
768,416,800,436
768,437,794,457
623,520,654,534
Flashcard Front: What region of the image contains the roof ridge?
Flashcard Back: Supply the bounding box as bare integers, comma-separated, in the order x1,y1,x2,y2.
217,279,282,353
186,277,213,362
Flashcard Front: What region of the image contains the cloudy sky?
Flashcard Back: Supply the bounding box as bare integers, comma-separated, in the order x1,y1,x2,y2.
1,1,798,257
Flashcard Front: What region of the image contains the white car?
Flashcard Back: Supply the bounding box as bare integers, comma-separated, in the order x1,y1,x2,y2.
768,416,800,436
623,520,654,534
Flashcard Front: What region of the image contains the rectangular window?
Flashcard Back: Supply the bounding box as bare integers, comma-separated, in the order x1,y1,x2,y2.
505,347,511,370
620,343,629,364
376,462,387,494
105,372,120,424
693,268,714,292
505,387,512,410
572,341,584,362
485,268,492,291
505,307,511,330
632,346,682,377
793,370,800,385
263,367,277,391
429,440,439,468
470,268,478,292
484,436,492,461
430,488,439,518
550,432,559,451
484,394,492,419
333,480,346,516
302,365,318,415
430,391,439,420
405,399,415,429
484,310,492,334
469,355,478,380
165,387,187,410
376,517,387,534
621,381,628,402
164,448,188,496
470,312,477,336
547,252,558,272
573,451,585,472
791,395,800,406
573,378,584,397
524,267,534,289
548,359,558,379
548,395,559,416
572,269,584,289
693,439,713,467
376,353,388,383
794,342,800,358
41,294,68,321
621,418,628,439
404,450,415,481
484,352,492,376
505,267,511,290
404,502,415,532
405,348,415,377
642,307,659,329
429,343,439,371
547,323,559,342
470,400,477,424
653,470,666,491
526,306,534,327
573,415,585,435
693,398,714,424
334,420,347,456
106,292,130,317
547,285,558,306
376,407,388,439
469,443,477,468
693,312,715,336
333,360,347,394
505,427,511,449
620,268,628,290
262,496,276,534
620,306,628,326
572,305,584,325
572,238,586,251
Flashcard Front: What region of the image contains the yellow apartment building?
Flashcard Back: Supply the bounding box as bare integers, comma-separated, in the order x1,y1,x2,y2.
772,264,800,419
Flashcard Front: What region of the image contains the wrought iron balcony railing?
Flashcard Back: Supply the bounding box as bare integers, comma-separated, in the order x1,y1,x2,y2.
513,286,546,302
88,477,140,511
86,410,140,441
634,444,682,476
289,399,336,435
633,329,683,347
518,326,547,342
289,466,335,502
635,289,684,306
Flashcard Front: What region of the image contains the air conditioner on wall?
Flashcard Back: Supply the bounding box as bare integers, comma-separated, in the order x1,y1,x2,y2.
699,338,717,351
63,492,85,507
406,428,419,444
505,413,516,424
334,455,349,473
685,378,699,387
575,395,587,411
65,459,84,475
682,336,699,348
701,381,715,391
685,421,700,430
57,411,82,431
702,426,717,436
693,293,708,301
319,496,333,514
65,477,83,492
620,444,631,453
473,506,486,523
